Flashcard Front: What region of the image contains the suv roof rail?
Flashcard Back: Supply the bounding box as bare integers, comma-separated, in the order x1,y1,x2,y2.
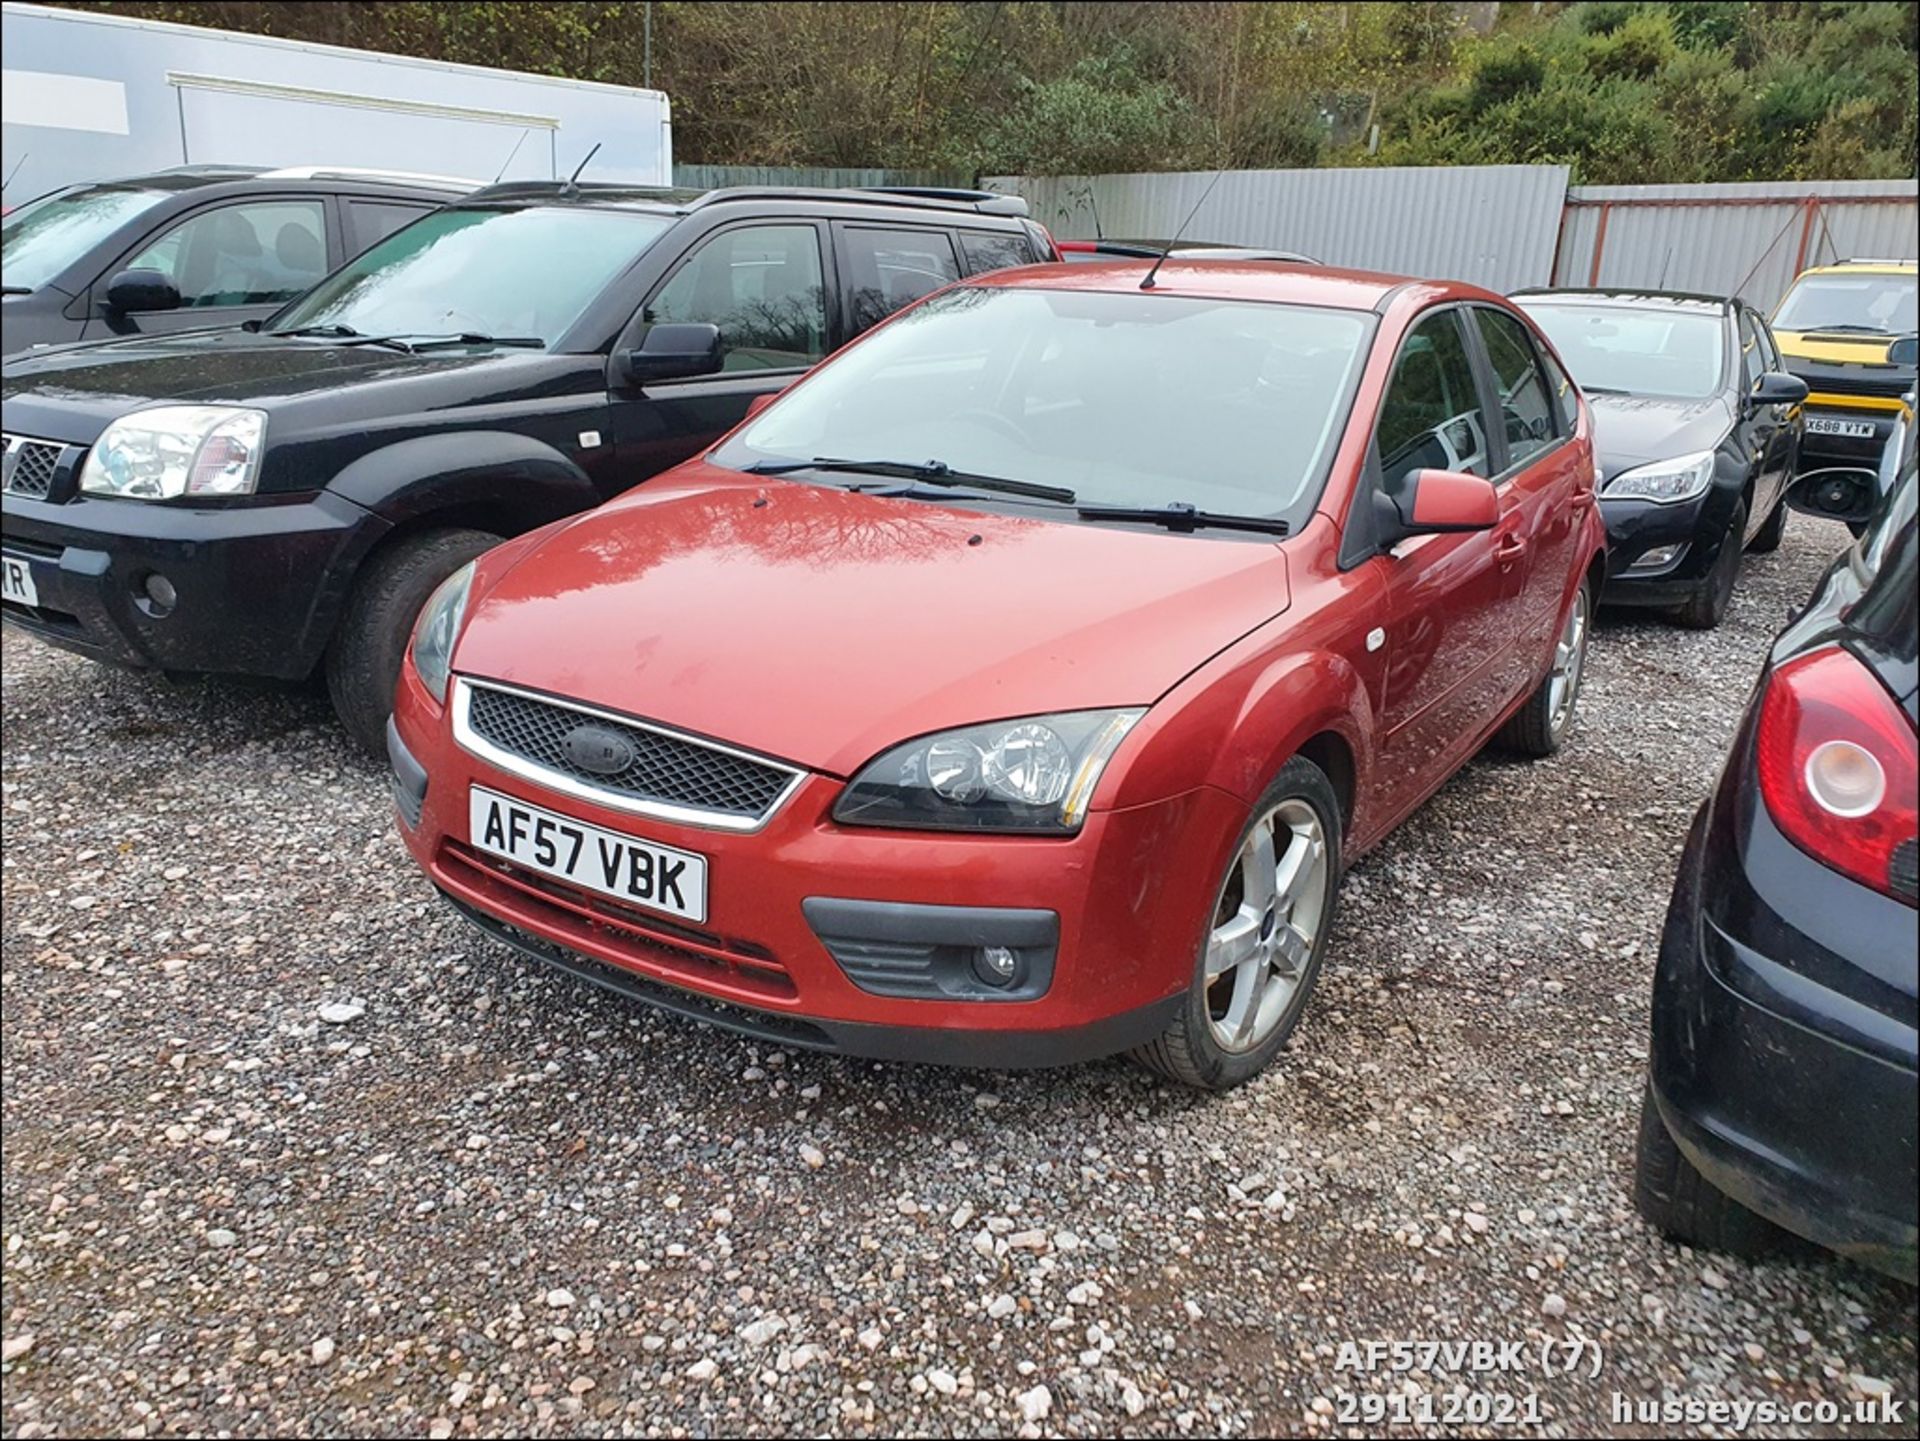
455,179,1034,220
861,186,1029,216
257,166,482,190
1838,257,1914,266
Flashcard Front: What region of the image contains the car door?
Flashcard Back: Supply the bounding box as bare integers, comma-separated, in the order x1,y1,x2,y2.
1366,306,1515,802
604,219,835,485
832,223,963,338
80,196,336,342
1740,307,1795,522
1469,304,1586,697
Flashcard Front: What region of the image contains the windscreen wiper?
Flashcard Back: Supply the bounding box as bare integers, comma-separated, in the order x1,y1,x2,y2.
1577,384,1632,395
1,286,30,296
391,332,546,352
1076,501,1290,536
743,456,1075,505
269,323,415,352
1803,324,1888,335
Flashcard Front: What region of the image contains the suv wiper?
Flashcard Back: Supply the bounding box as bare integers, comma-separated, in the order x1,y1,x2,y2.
1578,384,1632,395
1076,501,1290,536
391,332,546,352
1,286,29,296
743,456,1075,504
1802,324,1888,335
269,323,415,353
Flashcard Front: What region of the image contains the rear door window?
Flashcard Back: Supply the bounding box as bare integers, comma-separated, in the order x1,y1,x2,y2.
1376,309,1492,492
837,225,962,334
958,229,1033,276
1472,306,1563,473
125,199,328,307
645,223,829,372
346,199,433,255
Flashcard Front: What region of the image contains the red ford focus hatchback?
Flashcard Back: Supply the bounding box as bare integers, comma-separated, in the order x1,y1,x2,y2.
389,260,1606,1089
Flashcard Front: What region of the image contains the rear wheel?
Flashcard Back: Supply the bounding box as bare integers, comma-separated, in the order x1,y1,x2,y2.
1496,578,1590,757
1747,496,1788,553
325,527,500,755
1131,757,1340,1091
1633,1083,1795,1258
1671,499,1746,630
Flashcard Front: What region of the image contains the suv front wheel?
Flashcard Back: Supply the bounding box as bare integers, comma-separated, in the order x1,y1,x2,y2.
326,527,501,754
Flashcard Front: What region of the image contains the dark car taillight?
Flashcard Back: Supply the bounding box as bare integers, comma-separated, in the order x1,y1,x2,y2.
1755,647,1919,906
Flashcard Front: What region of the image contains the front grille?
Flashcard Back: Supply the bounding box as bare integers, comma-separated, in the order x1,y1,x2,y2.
2,436,64,499
459,681,800,826
438,839,796,1002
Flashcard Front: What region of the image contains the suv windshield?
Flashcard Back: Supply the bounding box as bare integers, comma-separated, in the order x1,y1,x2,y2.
270,205,671,348
1775,272,1918,336
1519,303,1726,400
2,184,174,291
713,285,1373,521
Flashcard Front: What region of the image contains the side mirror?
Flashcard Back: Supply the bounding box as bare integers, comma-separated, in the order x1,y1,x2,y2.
1750,371,1808,407
1785,467,1878,525
1888,336,1918,367
104,268,182,314
1376,468,1500,547
619,322,723,385
745,391,779,420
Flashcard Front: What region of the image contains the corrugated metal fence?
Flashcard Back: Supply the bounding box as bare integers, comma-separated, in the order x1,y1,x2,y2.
984,165,1571,292
675,164,971,191
1553,180,1918,311
984,166,1917,303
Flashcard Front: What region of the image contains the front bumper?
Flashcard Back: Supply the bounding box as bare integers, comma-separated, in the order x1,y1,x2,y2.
1595,482,1738,607
1798,404,1898,470
1,486,386,680
1648,776,1919,1279
389,665,1238,1068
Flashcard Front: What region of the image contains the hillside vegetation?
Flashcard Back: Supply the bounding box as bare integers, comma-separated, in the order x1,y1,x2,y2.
50,1,1920,181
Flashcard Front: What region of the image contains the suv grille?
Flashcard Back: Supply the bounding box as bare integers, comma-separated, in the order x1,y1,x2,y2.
458,681,801,827
2,436,64,499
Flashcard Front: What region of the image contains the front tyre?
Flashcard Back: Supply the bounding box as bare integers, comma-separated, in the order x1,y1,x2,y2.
1747,496,1787,553
1496,577,1591,757
1131,756,1341,1091
1671,499,1746,631
326,527,501,755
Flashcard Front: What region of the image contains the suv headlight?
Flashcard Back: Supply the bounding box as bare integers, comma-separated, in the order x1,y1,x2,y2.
409,561,476,705
1602,449,1716,504
79,406,268,500
834,709,1144,834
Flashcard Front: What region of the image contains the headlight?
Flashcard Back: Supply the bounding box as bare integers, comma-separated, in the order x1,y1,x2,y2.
1601,449,1716,504
834,709,1144,834
79,406,268,500
408,561,476,706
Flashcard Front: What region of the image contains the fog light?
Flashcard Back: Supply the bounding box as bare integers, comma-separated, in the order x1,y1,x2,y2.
1626,543,1685,574
133,571,178,617
972,945,1021,988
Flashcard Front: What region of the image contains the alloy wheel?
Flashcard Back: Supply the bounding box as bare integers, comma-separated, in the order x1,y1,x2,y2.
1548,586,1590,740
1205,798,1332,1053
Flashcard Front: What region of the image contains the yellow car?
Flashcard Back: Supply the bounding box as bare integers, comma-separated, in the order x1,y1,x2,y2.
1772,259,1917,473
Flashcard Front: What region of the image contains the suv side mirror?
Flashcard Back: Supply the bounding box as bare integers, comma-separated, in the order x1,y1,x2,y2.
1889,336,1918,367
1785,467,1878,525
1376,468,1500,547
105,268,182,314
620,323,723,385
1751,371,1808,407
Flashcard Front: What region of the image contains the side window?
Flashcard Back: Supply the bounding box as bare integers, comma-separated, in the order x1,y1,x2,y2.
1738,311,1767,391
1375,309,1492,494
646,224,827,372
1537,345,1579,433
347,200,431,254
958,229,1032,276
126,199,328,308
1472,306,1562,472
839,226,961,334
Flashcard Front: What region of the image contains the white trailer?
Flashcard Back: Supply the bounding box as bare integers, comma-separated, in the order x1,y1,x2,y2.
1,2,671,201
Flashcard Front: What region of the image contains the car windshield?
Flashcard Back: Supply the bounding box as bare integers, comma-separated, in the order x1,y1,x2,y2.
1775,272,1917,336
270,205,671,347
1519,302,1726,401
712,285,1373,521
2,184,174,291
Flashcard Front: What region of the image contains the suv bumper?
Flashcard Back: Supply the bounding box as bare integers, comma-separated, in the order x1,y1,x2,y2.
1,489,386,680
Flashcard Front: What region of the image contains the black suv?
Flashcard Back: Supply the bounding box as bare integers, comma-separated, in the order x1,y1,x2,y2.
0,182,1056,748
2,166,475,356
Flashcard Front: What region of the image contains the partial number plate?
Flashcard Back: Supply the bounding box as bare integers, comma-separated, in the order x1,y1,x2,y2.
0,553,38,608
469,784,708,923
1805,416,1878,438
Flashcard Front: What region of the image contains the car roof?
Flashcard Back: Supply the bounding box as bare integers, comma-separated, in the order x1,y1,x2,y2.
1511,287,1735,313
1799,260,1918,276
457,180,1031,222
50,165,472,198
976,258,1420,311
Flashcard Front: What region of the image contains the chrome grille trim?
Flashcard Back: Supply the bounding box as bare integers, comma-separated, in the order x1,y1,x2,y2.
450,677,807,833
2,435,66,500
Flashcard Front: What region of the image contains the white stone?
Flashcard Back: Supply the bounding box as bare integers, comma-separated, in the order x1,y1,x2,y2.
1016,1384,1052,1423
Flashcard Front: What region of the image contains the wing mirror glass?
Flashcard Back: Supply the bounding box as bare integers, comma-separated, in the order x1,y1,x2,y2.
1785,467,1878,525
1751,371,1808,407
1888,336,1918,367
1376,468,1500,547
104,268,182,314
619,322,723,385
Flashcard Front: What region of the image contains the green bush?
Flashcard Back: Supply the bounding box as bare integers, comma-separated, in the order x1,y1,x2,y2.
1583,9,1678,80
1468,44,1547,114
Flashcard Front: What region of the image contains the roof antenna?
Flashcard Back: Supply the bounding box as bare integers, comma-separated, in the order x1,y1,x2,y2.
493,128,531,185
1,152,26,195
1141,169,1225,291
562,142,602,194
1657,245,1673,289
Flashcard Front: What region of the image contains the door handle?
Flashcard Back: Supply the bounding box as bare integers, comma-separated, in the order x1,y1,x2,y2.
1495,532,1529,565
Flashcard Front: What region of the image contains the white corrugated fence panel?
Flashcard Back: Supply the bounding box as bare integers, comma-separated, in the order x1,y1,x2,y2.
985,165,1570,291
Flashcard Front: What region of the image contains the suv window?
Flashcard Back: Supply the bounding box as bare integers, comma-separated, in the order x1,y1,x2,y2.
127,199,328,307
1739,310,1769,391
1473,306,1562,472
840,226,961,333
348,199,434,252
959,229,1032,276
1376,309,1491,492
647,223,828,371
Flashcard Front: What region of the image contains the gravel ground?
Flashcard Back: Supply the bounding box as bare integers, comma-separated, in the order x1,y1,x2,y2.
3,511,1914,1439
